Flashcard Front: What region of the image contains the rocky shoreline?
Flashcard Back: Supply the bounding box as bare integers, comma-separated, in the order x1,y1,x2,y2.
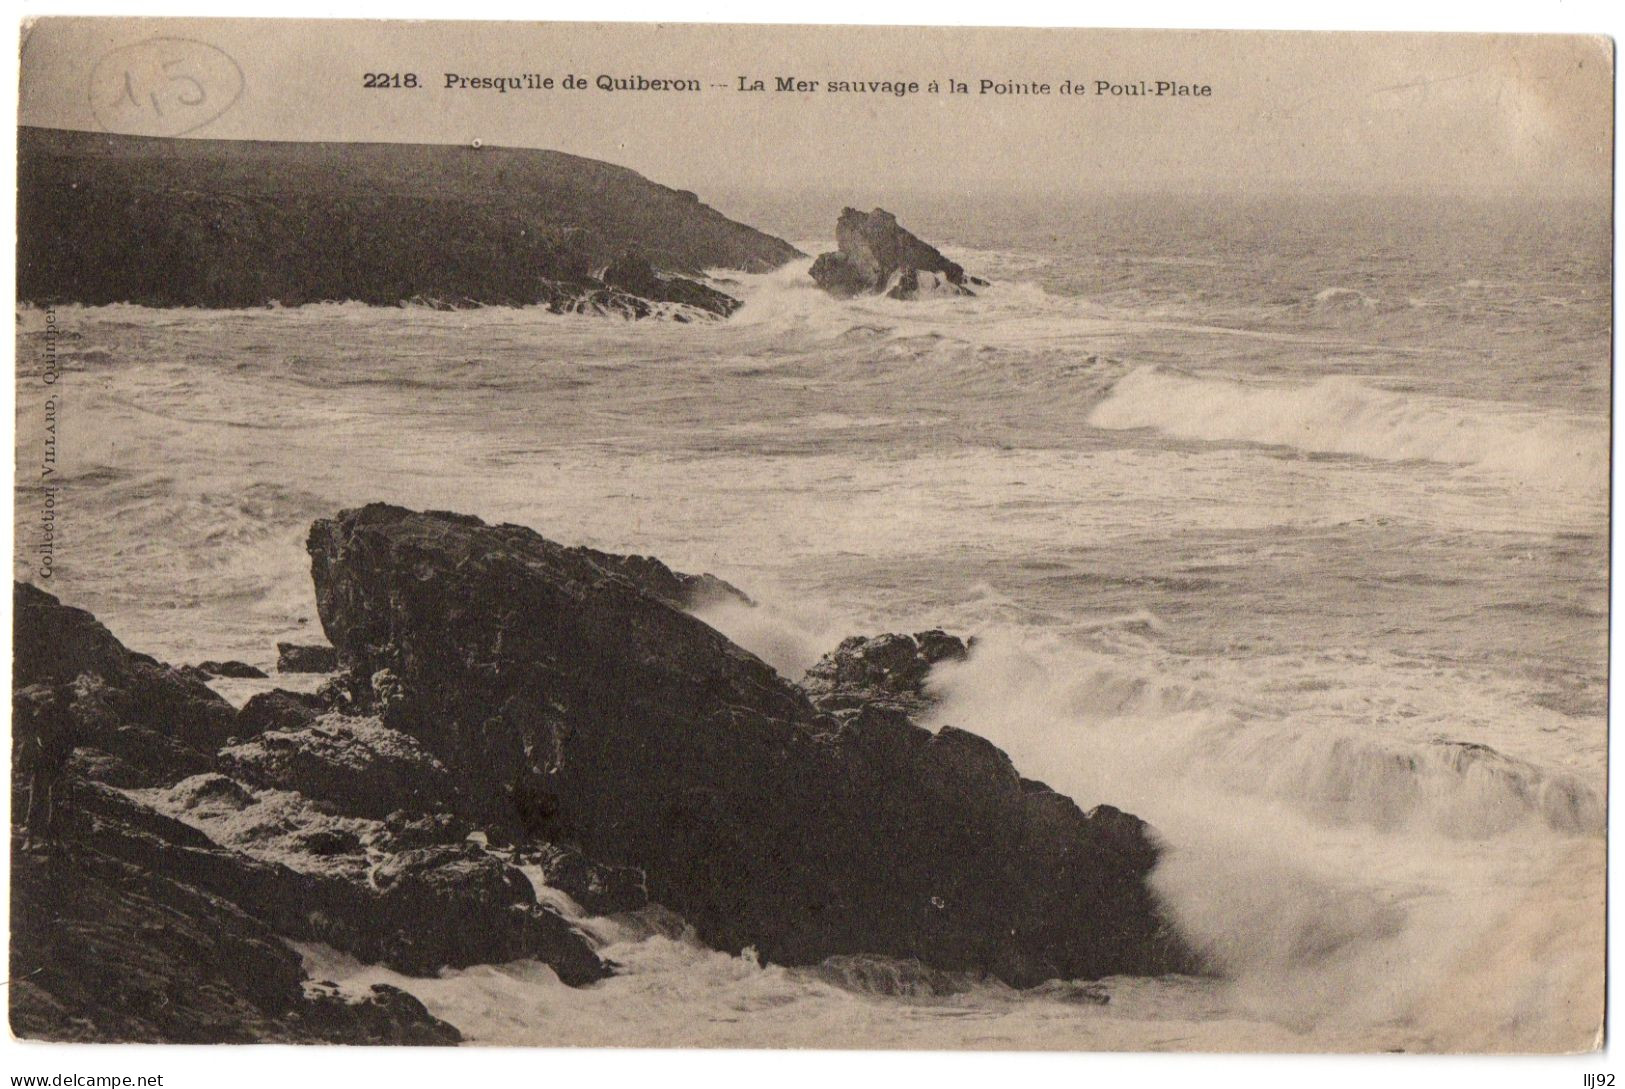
17,128,801,316
11,504,1199,1042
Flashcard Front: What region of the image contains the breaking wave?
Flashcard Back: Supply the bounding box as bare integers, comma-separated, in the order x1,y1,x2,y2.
916,628,1603,1043
1089,367,1608,497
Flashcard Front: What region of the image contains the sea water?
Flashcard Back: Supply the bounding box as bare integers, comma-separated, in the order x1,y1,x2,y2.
11,190,1609,1050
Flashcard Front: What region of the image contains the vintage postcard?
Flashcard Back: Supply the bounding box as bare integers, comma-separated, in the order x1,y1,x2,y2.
7,16,1611,1059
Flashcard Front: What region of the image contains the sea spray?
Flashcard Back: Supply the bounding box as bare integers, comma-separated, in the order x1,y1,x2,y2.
919,627,1603,1039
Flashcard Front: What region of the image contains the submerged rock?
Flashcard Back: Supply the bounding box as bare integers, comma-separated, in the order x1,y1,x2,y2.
602,251,743,318
306,503,1196,985
810,208,986,300
184,660,270,681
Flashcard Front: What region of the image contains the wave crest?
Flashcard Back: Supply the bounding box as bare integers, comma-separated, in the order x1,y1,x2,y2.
1089,367,1607,497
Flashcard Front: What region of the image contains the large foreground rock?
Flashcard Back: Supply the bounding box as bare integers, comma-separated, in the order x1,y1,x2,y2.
307,504,1196,984
810,207,984,300
10,848,459,1044
14,582,236,754
11,582,609,1040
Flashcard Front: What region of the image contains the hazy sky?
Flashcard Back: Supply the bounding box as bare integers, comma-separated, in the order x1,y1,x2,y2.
18,18,1614,199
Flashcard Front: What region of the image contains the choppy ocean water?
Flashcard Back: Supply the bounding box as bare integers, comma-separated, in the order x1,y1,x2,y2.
11,192,1609,1050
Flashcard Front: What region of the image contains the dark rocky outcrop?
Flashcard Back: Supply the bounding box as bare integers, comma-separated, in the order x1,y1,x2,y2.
9,848,459,1044
184,660,270,681
802,630,970,716
277,642,339,673
14,582,236,753
568,544,753,611
366,843,605,980
810,208,986,300
533,843,650,915
10,581,609,1041
18,127,801,314
216,715,458,820
306,504,1196,985
601,252,743,319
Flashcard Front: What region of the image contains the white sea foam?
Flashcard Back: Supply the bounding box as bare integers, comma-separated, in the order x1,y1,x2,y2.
1089,367,1608,499
915,627,1603,1045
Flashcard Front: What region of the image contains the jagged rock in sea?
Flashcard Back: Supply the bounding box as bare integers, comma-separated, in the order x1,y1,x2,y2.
802,630,971,716
183,660,269,681
810,207,987,300
306,503,1197,986
602,251,743,318
10,582,610,1041
17,127,802,315
277,642,339,673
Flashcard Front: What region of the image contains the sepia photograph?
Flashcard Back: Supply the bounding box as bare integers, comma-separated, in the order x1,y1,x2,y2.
5,12,1613,1068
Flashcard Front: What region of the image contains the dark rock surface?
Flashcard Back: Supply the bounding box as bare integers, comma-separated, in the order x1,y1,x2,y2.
137,772,606,983
277,642,339,673
217,715,458,820
569,544,754,611
62,772,606,984
10,580,609,1041
601,251,742,318
306,503,1196,985
19,127,802,312
534,842,650,915
810,208,985,300
15,582,236,753
302,983,462,1045
365,843,605,983
802,630,970,716
185,660,270,681
9,848,460,1044
236,688,327,735
371,810,474,852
